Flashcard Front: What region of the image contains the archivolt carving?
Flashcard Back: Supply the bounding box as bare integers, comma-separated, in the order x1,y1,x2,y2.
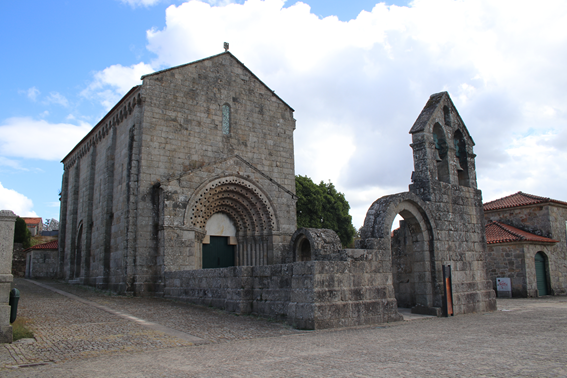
185,176,277,234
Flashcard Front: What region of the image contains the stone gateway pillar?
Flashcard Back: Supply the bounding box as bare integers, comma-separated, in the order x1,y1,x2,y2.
0,210,17,343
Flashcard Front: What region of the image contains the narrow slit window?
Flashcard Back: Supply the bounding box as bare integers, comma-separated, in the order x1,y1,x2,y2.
222,104,230,134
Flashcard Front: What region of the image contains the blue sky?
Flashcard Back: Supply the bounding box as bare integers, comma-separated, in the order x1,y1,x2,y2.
1,0,567,228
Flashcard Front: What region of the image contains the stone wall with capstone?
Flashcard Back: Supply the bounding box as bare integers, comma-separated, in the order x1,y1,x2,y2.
164,259,402,330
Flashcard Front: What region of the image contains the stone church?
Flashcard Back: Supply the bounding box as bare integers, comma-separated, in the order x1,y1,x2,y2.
59,51,496,329
59,51,297,294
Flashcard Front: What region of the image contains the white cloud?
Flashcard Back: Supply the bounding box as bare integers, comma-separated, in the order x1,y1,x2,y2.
0,117,92,161
26,87,40,101
0,182,37,217
96,0,567,227
46,92,69,107
0,157,28,171
119,0,163,7
82,62,154,109
45,92,69,107
479,131,567,204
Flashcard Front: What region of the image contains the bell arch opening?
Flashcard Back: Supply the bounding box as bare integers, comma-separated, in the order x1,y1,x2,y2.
453,129,469,187
433,123,449,184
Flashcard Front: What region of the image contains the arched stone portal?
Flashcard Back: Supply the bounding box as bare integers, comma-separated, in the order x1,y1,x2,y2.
360,192,440,313
185,175,279,266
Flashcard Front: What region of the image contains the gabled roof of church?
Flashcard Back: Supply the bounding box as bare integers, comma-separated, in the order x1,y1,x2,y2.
142,51,294,111
485,220,558,244
409,91,473,144
484,191,567,211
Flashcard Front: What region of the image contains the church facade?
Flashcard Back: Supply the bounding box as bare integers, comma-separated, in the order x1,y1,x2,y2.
59,52,297,295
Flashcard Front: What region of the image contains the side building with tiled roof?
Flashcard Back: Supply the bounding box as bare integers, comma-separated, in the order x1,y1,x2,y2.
484,192,567,297
22,217,43,236
25,240,59,279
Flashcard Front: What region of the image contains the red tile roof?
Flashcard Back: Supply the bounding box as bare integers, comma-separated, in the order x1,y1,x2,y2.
484,192,567,211
485,221,558,244
22,217,42,225
28,240,58,250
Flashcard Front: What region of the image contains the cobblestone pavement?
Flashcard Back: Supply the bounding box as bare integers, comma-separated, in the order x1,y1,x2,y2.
2,279,567,377
0,279,300,368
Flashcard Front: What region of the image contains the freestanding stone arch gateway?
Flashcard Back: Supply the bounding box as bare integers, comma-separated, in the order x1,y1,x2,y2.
361,193,439,312
358,91,496,316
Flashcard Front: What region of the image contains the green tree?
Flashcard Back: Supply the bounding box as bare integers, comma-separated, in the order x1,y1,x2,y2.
295,175,356,247
14,217,31,248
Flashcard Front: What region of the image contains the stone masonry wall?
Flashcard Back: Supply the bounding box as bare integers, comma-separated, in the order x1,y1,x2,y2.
424,183,495,314
485,243,528,297
484,206,553,238
164,259,401,330
60,88,143,293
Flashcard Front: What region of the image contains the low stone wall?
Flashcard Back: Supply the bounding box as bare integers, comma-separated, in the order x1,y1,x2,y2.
164,260,402,330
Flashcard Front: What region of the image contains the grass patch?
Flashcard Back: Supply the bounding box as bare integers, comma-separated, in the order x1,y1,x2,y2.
12,317,34,341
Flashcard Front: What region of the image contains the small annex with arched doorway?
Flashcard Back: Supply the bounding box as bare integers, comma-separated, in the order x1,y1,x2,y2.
484,220,558,297
484,191,567,297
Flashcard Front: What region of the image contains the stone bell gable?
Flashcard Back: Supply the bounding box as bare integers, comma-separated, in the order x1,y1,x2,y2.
409,91,477,199
358,92,496,316
59,51,297,295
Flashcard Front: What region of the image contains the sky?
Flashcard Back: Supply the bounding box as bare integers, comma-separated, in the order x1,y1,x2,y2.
1,0,566,230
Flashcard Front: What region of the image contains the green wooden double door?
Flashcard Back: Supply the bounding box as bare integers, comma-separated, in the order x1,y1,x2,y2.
202,236,235,269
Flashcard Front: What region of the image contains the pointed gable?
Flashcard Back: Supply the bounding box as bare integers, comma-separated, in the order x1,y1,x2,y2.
141,52,294,112
484,191,567,211
485,220,559,244
409,91,474,145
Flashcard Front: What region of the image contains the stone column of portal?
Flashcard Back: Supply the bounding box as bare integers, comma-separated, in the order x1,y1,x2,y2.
0,210,17,343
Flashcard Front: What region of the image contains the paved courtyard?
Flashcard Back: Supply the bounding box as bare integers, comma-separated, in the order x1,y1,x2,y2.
1,278,566,377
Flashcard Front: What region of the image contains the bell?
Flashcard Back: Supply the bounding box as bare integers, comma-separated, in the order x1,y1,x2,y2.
434,149,442,162
456,159,464,171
